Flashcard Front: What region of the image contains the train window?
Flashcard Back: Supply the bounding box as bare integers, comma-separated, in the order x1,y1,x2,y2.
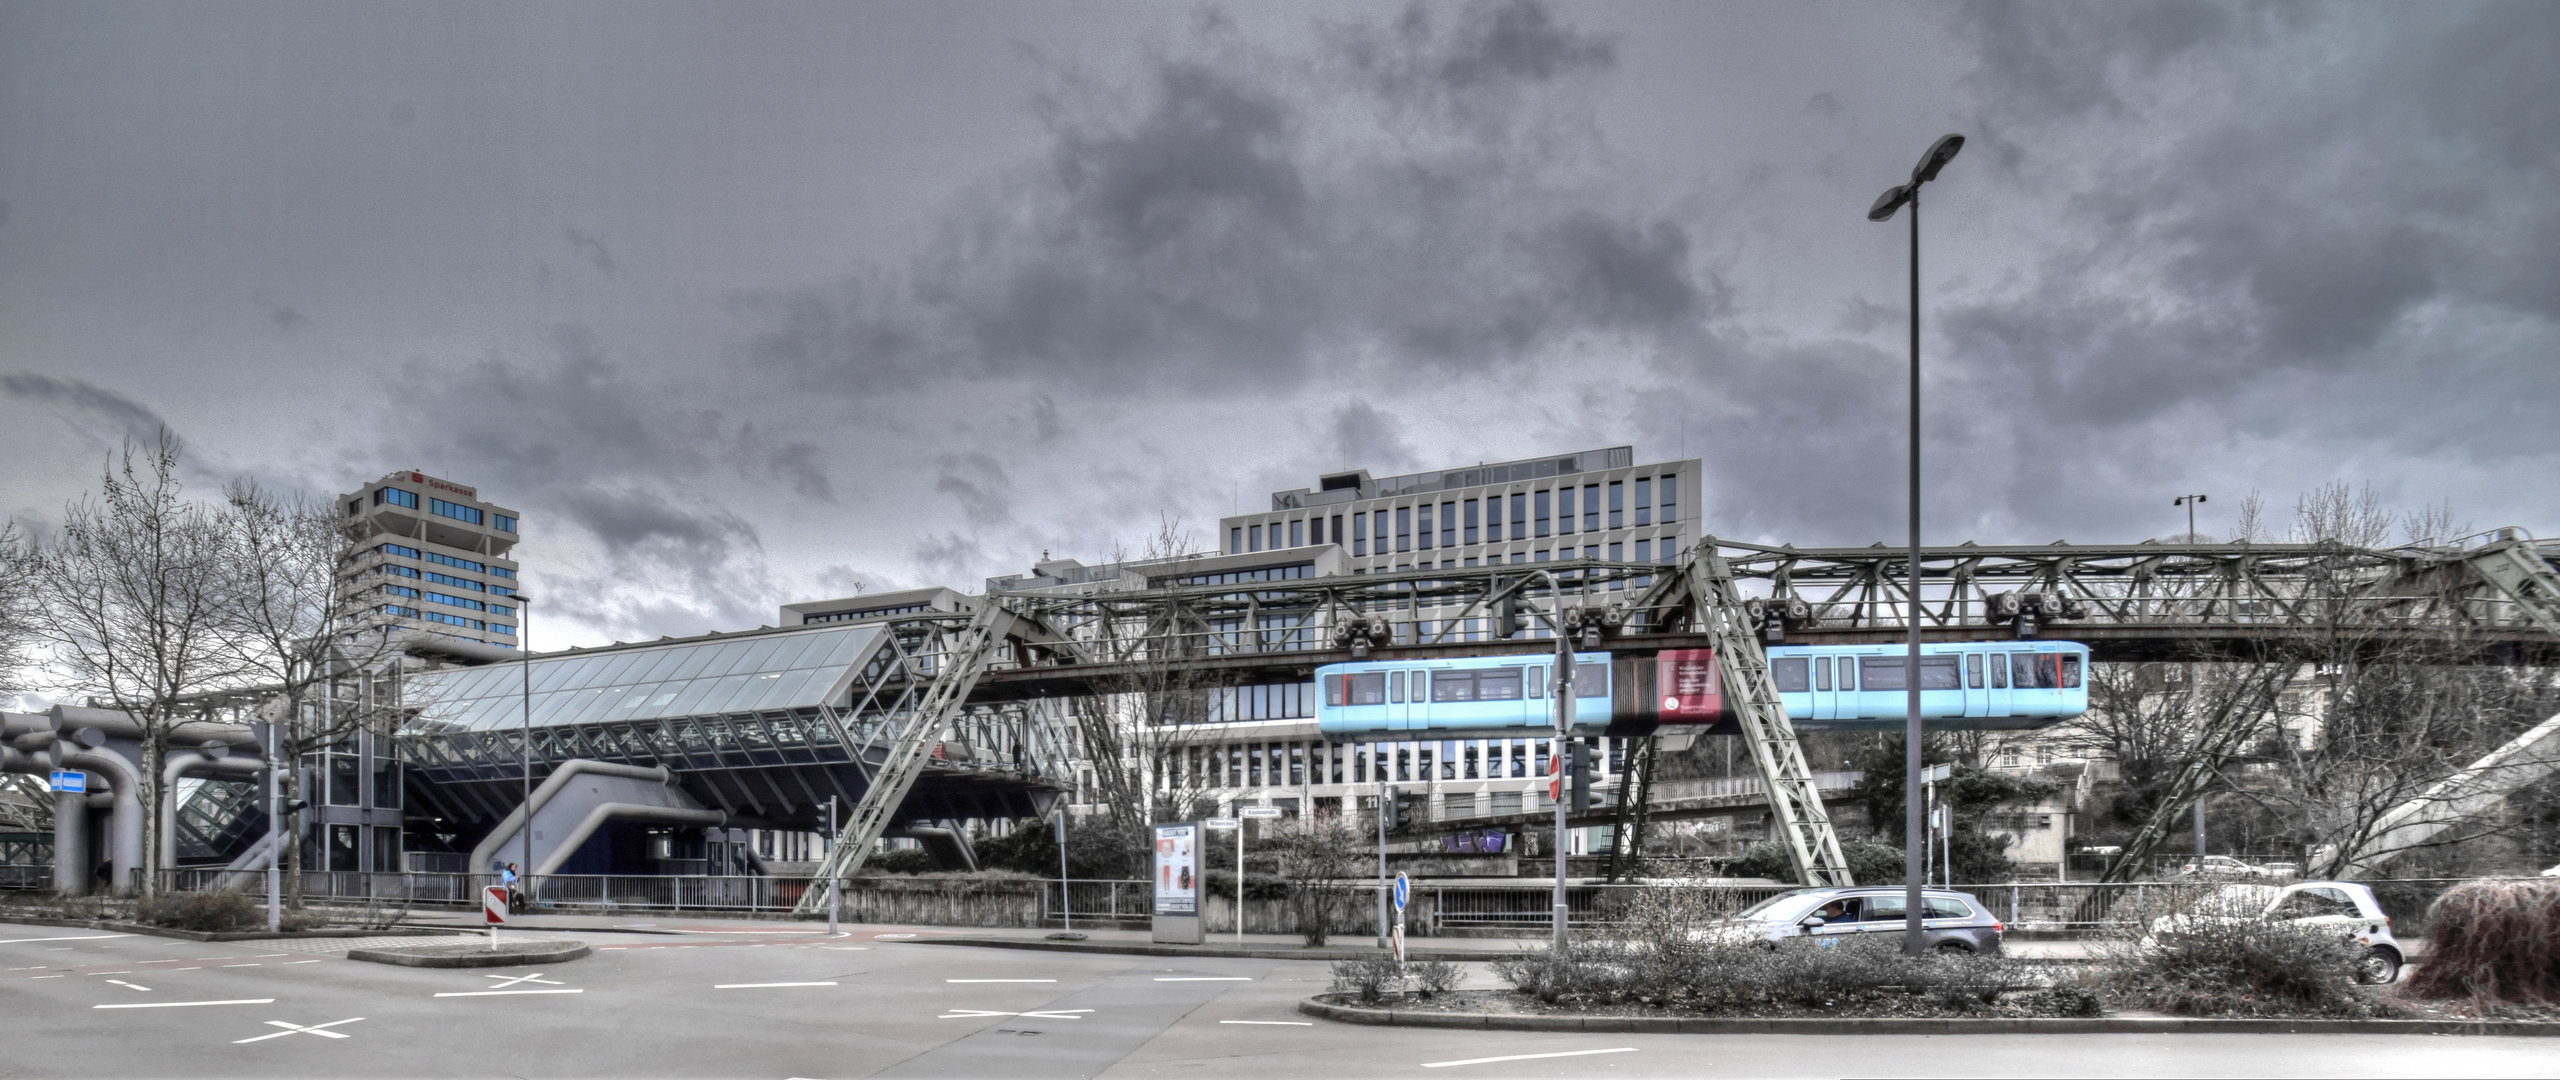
1414,670,1430,701
1814,657,1831,691
1324,675,1343,706
2011,653,2083,689
1967,654,1984,688
1990,655,2008,689
1577,662,1608,695
1839,660,1854,691
1389,670,1406,703
1772,657,1809,693
1477,667,1523,700
1349,673,1387,705
1431,671,1475,703
1528,667,1545,698
1861,656,1961,690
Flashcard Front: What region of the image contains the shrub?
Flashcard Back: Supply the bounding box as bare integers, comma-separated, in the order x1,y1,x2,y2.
1329,954,1402,1004
2403,878,2560,1005
864,847,939,875
138,890,260,932
2093,912,2372,1017
1407,958,1464,997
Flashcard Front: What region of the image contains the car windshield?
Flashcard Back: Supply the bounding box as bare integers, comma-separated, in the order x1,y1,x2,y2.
1733,892,1827,922
2192,884,2285,917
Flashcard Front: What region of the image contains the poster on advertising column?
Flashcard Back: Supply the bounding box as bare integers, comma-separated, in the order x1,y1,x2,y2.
1150,822,1202,944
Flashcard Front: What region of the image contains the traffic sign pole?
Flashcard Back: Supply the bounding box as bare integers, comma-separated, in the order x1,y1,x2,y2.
483,885,508,949
1392,872,1410,965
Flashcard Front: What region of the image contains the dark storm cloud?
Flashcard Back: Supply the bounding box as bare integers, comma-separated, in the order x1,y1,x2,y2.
1939,1,2560,457
743,0,1713,396
2,373,176,446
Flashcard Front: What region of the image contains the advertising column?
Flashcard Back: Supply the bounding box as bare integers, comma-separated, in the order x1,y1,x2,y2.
1151,822,1202,945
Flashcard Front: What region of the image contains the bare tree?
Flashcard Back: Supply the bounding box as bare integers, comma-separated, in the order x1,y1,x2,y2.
1063,515,1223,855
26,432,240,895
216,480,406,900
0,521,35,701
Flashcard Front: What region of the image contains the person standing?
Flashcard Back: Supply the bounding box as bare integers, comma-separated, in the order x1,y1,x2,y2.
500,862,521,910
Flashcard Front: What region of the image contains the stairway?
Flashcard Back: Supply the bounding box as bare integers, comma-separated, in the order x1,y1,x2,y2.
1683,547,1854,886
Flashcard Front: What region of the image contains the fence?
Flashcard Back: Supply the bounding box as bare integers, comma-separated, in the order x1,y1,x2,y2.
80,871,2549,936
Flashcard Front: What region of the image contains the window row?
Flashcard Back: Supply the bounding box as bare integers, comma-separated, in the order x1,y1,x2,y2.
422,610,487,631
494,514,517,533
423,569,482,591
379,543,421,560
376,564,420,580
805,601,932,624
375,487,419,509
427,590,484,612
1769,652,2084,692
1164,736,1622,789
1178,562,1315,586
1326,662,1608,706
429,497,483,526
1231,476,1677,556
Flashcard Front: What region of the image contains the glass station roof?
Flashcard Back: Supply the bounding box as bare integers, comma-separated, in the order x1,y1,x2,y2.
403,624,886,732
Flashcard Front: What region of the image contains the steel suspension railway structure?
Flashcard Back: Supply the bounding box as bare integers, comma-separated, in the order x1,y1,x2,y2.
792,529,2560,911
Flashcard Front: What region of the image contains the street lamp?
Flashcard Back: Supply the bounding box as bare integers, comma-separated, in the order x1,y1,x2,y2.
515,594,535,907
2175,494,2208,542
1869,132,1963,955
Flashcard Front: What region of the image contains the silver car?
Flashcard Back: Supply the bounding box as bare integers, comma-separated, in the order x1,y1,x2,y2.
1700,887,2006,954
2143,880,2405,984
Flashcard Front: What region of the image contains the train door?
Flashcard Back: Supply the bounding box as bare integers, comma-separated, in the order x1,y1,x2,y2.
1387,669,1412,732
1984,648,2012,717
1807,654,1837,721
1960,650,1986,718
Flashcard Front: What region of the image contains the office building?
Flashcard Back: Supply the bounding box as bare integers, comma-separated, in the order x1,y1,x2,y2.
336,471,522,652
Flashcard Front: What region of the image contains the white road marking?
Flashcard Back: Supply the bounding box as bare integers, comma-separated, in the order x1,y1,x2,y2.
939,1008,1091,1020
31,975,64,979
254,954,289,958
94,998,276,1009
91,971,133,975
1155,977,1250,982
222,964,260,968
232,1017,363,1043
714,981,838,989
1423,1048,1639,1069
172,967,201,971
1220,1020,1313,1026
483,972,564,988
105,979,151,991
873,933,917,940
0,934,128,946
434,989,585,997
946,978,1056,983
283,960,321,966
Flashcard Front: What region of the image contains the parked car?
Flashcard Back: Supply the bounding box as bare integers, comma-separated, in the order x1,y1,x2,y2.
2144,880,2404,984
1694,887,2005,954
2179,854,2284,879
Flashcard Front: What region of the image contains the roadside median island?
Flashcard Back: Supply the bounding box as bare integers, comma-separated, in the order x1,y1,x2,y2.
348,940,591,968
1294,993,2560,1036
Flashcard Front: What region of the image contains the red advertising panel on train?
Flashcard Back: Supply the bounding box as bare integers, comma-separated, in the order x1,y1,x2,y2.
1656,649,1721,723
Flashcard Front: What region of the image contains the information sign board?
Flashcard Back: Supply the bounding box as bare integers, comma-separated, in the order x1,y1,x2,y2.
1240,806,1283,820
1203,818,1239,830
47,770,85,794
1152,823,1199,917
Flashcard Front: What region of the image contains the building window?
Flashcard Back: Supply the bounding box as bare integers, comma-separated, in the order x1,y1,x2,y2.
486,622,514,636
1437,501,1454,547
1506,493,1523,539
1608,481,1624,528
379,604,421,618
1416,504,1432,551
1661,474,1678,523
1486,492,1502,538
487,603,514,617
1329,515,1343,547
1635,477,1653,526
1249,524,1262,552
487,566,515,579
423,570,483,591
1230,526,1243,554
1463,498,1480,544
494,514,516,533
1608,543,1624,588
371,826,401,872
380,543,421,560
421,610,484,630
1557,486,1573,535
329,824,360,872
346,500,360,517
1534,549,1550,562
377,564,420,580
1290,519,1304,547
1534,490,1551,537
1352,512,1367,556
429,497,483,525
380,584,419,599
374,487,418,509
425,591,485,611
1584,483,1601,532
423,551,485,573
1396,507,1412,552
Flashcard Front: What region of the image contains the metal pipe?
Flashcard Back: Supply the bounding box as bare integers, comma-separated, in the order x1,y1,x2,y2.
59,748,143,896
465,759,673,877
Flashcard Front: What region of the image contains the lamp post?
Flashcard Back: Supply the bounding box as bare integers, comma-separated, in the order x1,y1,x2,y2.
1869,132,1963,954
2175,494,2208,543
515,594,535,906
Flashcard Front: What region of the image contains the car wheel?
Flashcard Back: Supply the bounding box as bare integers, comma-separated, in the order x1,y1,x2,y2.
2353,947,2400,985
1933,941,1974,955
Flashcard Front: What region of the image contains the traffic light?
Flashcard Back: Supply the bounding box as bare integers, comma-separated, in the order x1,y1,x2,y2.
1568,741,1595,813
1493,596,1523,639
1379,788,1399,831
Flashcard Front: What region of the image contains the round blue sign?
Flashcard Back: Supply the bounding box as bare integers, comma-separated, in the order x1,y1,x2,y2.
1393,872,1410,911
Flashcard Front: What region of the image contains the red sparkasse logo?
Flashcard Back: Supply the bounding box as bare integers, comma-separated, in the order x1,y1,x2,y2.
409,472,423,483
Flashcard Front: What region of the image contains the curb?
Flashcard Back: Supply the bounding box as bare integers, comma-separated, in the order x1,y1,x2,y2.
347,942,593,968
0,916,464,943
907,936,1501,962
1295,996,2560,1036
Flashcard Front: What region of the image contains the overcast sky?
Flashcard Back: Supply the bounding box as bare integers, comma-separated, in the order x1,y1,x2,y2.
4,0,2554,651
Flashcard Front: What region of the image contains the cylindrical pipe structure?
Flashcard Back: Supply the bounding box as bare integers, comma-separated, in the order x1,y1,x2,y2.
54,777,88,897
157,750,263,869
59,748,144,896
466,760,676,879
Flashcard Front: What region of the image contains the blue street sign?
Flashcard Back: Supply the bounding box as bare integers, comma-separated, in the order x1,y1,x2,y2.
1393,872,1409,912
48,770,85,794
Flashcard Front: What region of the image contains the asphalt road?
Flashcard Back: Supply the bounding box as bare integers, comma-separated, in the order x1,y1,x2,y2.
0,918,2548,1079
